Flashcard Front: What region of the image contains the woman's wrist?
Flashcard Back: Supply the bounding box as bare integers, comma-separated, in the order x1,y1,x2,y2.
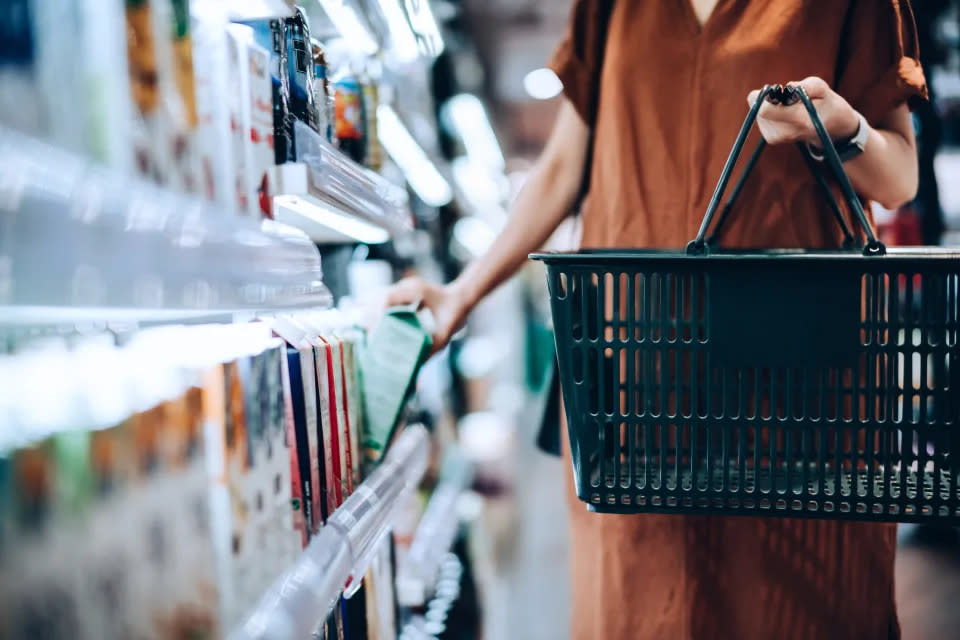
446,276,476,317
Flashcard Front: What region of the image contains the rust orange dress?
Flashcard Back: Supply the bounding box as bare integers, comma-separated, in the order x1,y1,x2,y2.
549,1,927,638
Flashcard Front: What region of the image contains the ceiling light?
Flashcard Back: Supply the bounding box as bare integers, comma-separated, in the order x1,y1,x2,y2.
452,216,497,260
442,94,505,172
318,0,379,56
523,68,563,100
377,0,420,64
403,0,444,57
377,105,453,207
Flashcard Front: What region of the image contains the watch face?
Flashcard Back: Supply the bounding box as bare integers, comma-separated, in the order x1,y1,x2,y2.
837,112,868,162
838,140,864,162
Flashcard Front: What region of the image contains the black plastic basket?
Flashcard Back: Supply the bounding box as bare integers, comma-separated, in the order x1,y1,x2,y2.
533,85,960,522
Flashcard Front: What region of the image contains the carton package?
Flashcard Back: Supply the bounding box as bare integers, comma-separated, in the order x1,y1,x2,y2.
240,18,295,164
190,0,234,205
322,336,350,503
340,332,365,488
226,24,253,214
165,0,201,194
314,337,340,518
279,343,309,548
360,307,432,463
284,7,319,132
247,37,275,218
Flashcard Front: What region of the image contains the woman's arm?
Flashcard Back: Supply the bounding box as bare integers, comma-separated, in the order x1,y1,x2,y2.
747,76,918,210
387,99,590,351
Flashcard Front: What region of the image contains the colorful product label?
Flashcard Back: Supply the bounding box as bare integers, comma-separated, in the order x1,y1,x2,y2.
334,79,364,141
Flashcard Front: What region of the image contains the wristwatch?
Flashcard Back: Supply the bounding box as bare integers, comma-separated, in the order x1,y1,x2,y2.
806,110,869,163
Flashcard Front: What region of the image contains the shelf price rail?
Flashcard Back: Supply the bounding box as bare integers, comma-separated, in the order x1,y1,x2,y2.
231,424,430,640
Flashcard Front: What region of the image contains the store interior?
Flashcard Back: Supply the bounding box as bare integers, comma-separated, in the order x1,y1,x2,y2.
2,1,960,639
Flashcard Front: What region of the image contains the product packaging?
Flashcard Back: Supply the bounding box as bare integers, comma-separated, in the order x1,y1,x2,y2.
338,332,364,489
360,306,432,463
226,24,274,218
247,37,275,218
284,7,319,133
127,403,177,638
165,0,202,194
222,358,262,625
190,0,234,205
314,336,340,518
325,335,352,500
82,421,138,639
202,362,235,631
2,439,80,639
361,69,382,171
333,68,367,165
260,341,299,564
312,41,334,143
363,535,398,640
153,391,220,639
279,342,309,548
272,319,323,535
124,0,186,186
226,24,253,214
241,18,295,164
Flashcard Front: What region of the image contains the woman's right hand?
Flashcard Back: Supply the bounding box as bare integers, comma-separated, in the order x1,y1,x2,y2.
386,277,470,354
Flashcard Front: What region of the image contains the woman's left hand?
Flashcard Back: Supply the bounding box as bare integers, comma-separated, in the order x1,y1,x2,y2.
747,77,861,146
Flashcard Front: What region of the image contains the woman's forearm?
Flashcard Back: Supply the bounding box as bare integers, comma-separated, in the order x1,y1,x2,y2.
452,101,589,310
751,79,920,211
844,106,919,211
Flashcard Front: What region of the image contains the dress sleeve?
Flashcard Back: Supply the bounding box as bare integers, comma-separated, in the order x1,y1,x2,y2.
548,0,611,126
835,0,928,125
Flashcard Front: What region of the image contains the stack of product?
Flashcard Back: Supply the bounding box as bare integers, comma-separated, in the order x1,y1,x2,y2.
0,0,385,218
0,313,423,640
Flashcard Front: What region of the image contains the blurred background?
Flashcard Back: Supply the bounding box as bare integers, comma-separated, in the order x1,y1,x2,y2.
2,1,960,639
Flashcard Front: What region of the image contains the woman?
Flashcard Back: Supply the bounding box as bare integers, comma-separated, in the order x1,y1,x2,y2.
390,1,926,637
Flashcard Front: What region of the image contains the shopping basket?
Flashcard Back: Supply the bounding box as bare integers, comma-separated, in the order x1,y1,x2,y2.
532,85,960,522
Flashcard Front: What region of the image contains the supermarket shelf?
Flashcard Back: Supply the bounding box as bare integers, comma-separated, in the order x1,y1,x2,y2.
271,123,413,245
0,128,331,325
397,457,474,607
231,424,431,640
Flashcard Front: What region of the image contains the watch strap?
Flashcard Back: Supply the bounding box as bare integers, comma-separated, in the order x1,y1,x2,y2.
806,110,868,163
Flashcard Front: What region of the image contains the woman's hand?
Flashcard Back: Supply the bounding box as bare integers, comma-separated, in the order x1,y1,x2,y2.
386,277,470,354
747,77,861,146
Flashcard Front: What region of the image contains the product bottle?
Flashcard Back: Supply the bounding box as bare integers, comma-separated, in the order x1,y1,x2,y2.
360,65,382,171
312,41,330,142
332,64,366,165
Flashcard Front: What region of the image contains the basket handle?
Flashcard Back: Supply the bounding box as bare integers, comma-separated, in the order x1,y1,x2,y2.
686,84,886,257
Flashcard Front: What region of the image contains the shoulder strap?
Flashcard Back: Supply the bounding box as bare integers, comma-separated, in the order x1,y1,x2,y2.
571,0,615,214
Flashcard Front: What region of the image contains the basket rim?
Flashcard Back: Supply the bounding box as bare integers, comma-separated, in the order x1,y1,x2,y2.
529,246,960,263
